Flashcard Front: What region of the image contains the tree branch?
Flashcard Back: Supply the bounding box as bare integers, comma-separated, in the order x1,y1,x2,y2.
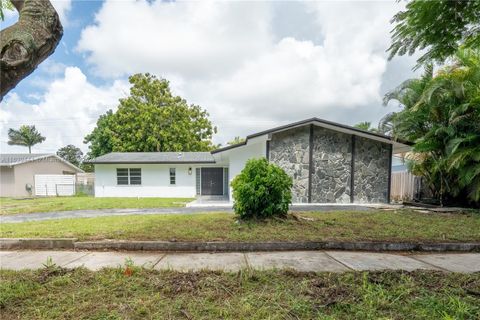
0,0,63,100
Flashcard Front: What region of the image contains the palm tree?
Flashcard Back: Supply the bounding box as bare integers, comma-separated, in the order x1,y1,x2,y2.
353,121,381,133
353,121,372,131
383,48,480,205
8,125,46,153
227,136,245,146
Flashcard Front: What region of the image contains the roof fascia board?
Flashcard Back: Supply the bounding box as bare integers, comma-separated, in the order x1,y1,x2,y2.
91,160,216,164
211,118,412,155
0,154,53,166
1,154,84,173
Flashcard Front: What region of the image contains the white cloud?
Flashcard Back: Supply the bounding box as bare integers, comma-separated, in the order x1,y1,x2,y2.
76,1,413,145
3,0,417,150
51,0,72,26
77,0,273,79
0,67,129,154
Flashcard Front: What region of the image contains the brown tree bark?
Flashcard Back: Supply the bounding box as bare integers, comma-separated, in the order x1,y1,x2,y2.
0,0,63,100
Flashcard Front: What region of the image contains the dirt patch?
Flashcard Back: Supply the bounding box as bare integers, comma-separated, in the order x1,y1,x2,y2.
36,266,73,284
147,270,239,299
302,274,359,309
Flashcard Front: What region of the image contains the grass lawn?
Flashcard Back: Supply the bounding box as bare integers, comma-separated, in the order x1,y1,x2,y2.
0,197,193,215
1,209,479,242
0,267,478,319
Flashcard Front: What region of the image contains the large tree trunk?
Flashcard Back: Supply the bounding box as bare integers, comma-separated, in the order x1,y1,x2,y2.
0,0,63,100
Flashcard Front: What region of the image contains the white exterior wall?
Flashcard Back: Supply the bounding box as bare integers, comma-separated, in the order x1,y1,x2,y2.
93,140,265,199
94,164,198,198
213,137,267,197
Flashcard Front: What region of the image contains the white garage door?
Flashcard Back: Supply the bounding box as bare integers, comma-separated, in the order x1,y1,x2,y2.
34,174,75,196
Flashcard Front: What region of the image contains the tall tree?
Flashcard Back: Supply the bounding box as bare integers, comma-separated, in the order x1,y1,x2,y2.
353,121,386,134
7,125,46,153
84,73,217,158
384,49,480,206
56,145,83,168
389,0,480,67
353,121,381,133
0,0,63,100
227,136,245,145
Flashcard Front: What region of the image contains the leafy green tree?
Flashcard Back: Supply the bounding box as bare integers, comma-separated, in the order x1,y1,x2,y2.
7,125,45,153
84,73,217,158
227,136,245,145
384,49,480,206
388,0,480,67
354,122,372,131
231,158,293,219
84,110,116,159
57,145,83,168
0,0,14,21
353,121,383,133
353,121,393,134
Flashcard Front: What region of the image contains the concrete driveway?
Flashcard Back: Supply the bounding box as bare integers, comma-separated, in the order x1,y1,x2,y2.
0,204,375,223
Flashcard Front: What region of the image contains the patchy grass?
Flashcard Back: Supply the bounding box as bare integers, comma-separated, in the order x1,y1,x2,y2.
1,209,479,242
0,267,478,319
0,197,193,215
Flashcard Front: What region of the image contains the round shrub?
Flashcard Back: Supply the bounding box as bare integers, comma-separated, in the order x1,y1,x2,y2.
231,158,293,219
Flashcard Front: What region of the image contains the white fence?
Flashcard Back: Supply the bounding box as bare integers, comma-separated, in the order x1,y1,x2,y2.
34,174,75,196
391,171,419,202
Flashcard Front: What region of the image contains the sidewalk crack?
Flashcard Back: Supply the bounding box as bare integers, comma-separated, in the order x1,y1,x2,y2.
151,253,167,268
323,251,354,271
61,252,91,267
407,255,449,272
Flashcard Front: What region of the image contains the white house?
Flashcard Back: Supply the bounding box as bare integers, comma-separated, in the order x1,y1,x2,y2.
90,118,411,203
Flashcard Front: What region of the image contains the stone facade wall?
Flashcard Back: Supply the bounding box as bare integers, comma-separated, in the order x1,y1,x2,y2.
353,136,390,203
269,126,310,203
268,124,391,204
311,127,352,203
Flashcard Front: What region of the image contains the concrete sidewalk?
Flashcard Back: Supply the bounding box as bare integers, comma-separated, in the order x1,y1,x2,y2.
1,250,479,273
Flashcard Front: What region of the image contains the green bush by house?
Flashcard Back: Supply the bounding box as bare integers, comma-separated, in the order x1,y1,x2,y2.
231,158,292,219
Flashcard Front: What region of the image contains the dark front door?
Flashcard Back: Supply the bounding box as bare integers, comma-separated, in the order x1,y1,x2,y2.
201,168,224,195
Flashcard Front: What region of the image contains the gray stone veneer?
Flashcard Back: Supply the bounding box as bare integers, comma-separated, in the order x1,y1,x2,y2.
269,126,310,203
311,127,352,203
268,125,390,204
353,136,390,203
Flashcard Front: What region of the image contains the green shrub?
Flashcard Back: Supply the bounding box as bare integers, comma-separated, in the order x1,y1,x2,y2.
231,158,293,219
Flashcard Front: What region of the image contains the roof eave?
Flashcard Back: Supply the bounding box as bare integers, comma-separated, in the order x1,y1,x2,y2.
89,161,217,164
211,141,247,154
211,117,413,154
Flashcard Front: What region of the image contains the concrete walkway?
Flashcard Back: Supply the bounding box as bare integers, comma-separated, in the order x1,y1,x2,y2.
1,250,478,273
0,204,374,224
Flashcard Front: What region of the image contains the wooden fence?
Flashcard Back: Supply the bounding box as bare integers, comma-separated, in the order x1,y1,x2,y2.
391,171,418,202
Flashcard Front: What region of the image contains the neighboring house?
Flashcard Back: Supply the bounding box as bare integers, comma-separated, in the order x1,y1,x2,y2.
0,154,84,197
90,118,411,203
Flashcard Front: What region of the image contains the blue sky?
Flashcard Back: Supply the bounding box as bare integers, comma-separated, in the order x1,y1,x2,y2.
1,0,419,154
3,0,103,101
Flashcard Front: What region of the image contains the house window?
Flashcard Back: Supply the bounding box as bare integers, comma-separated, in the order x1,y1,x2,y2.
117,168,141,185
129,168,142,185
117,168,129,185
170,168,176,185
